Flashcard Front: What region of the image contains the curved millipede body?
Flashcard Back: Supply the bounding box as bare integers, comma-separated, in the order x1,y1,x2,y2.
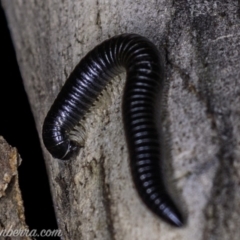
42,33,183,227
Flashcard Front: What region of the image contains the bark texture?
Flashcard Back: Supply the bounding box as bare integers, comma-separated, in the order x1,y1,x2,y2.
0,136,31,240
2,0,240,239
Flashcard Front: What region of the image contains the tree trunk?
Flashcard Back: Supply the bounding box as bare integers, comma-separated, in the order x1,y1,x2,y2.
2,0,240,239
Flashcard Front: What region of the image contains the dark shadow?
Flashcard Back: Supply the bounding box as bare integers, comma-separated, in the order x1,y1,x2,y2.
0,6,60,240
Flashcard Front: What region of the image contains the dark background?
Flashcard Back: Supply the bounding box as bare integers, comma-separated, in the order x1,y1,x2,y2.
0,6,59,239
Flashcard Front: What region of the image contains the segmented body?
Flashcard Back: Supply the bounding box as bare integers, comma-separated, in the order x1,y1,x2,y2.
42,33,183,227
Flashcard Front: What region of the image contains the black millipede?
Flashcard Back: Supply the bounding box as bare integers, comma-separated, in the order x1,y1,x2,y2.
42,33,184,227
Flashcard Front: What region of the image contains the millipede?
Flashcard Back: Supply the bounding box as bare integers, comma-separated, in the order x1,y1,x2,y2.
42,33,184,227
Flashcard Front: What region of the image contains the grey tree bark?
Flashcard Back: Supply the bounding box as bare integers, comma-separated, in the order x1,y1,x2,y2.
2,0,240,239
